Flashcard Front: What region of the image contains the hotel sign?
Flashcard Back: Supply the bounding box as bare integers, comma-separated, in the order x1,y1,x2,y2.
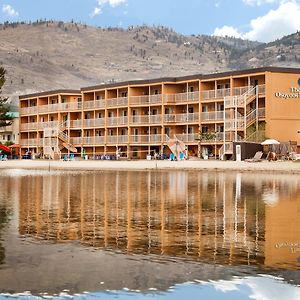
275,78,300,98
275,87,300,99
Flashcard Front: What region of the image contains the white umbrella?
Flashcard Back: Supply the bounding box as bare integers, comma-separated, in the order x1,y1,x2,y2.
261,139,280,145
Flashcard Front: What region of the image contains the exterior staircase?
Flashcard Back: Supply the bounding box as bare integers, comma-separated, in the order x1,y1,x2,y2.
220,86,264,158
43,121,77,159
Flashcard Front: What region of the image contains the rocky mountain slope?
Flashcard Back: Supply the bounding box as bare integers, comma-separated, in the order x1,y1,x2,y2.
1,21,300,105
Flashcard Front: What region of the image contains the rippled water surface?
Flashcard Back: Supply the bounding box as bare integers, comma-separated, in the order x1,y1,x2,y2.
0,169,299,299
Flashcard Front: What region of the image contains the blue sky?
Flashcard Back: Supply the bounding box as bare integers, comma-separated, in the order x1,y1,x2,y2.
1,0,300,42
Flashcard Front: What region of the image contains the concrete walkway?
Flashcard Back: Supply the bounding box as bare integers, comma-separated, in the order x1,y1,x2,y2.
0,159,300,173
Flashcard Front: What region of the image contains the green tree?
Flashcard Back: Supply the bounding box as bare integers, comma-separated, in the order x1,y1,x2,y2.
0,67,13,127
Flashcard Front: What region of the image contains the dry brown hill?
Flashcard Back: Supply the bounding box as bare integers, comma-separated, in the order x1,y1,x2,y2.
1,20,300,105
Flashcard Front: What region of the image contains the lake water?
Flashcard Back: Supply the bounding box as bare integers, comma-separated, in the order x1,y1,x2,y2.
0,169,299,299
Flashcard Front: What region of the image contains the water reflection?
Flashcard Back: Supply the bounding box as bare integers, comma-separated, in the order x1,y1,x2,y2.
16,171,300,269
0,170,300,296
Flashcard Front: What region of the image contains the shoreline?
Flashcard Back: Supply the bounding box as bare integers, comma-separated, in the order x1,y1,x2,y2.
1,159,300,173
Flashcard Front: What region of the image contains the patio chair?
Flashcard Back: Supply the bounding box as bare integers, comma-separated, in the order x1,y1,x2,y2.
245,151,263,162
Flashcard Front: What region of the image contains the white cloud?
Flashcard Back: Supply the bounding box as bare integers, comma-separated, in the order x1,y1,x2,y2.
213,25,242,38
90,7,102,18
244,1,300,42
213,1,300,42
97,0,127,7
2,4,19,17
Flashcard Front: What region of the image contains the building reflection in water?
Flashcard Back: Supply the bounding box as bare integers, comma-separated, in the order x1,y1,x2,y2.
18,171,300,270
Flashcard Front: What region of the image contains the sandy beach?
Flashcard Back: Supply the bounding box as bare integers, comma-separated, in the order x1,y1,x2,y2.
0,158,300,173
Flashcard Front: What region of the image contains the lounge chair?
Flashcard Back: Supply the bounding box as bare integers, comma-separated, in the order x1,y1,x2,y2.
245,151,263,162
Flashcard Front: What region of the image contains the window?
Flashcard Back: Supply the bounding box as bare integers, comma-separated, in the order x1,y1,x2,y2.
122,111,127,117
121,91,127,97
188,107,194,113
202,106,208,112
108,112,113,118
188,127,194,134
202,126,208,133
154,89,160,95
189,86,194,92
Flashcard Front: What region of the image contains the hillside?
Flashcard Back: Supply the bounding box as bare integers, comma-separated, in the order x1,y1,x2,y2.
1,21,300,105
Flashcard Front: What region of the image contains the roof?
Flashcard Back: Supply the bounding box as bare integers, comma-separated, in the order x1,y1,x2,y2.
81,66,300,91
19,89,81,100
19,66,300,97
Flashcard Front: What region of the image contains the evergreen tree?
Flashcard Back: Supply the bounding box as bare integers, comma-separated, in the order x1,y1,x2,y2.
0,67,13,127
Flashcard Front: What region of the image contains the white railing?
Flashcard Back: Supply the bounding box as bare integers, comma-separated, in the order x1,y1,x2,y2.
201,111,224,121
95,136,105,144
187,91,200,102
106,136,118,144
131,115,148,124
107,97,128,107
69,120,82,128
20,138,38,146
130,135,162,144
107,117,120,126
61,102,82,111
82,137,94,145
83,119,95,127
130,94,163,106
225,119,245,131
94,118,105,127
20,106,38,115
224,86,256,108
95,100,106,108
118,136,128,144
70,137,82,145
83,100,96,109
20,123,38,131
202,88,230,100
164,114,176,122
175,113,199,123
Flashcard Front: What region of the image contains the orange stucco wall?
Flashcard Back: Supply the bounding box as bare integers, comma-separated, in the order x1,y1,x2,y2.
266,72,300,144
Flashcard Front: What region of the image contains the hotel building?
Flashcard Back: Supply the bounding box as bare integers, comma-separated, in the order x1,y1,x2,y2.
19,67,300,159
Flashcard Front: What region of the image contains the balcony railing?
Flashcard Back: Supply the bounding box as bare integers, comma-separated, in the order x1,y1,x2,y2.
130,94,162,106
94,118,105,127
20,123,38,131
69,120,82,128
201,111,224,122
130,115,161,124
107,97,128,107
107,116,128,126
20,106,38,115
70,137,82,145
130,134,163,144
202,88,230,100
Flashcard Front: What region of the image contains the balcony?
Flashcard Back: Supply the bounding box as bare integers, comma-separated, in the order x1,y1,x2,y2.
130,94,162,106
94,118,105,127
20,106,38,115
69,120,82,128
70,137,82,145
107,116,128,126
202,88,230,100
20,122,38,131
20,138,41,147
83,119,95,127
107,97,128,107
201,111,224,122
130,134,163,144
130,115,162,125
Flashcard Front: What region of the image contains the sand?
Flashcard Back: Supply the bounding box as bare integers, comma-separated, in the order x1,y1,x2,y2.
0,158,300,173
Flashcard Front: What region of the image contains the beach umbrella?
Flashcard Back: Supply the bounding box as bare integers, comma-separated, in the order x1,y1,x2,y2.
0,144,12,152
261,139,280,145
167,137,185,158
